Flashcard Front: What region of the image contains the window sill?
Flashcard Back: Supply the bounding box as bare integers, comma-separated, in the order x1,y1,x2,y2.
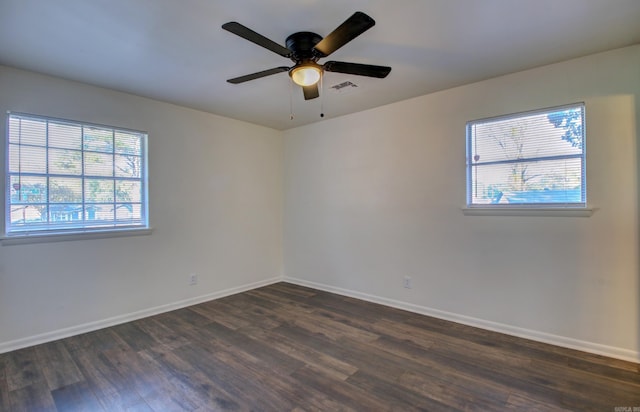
1,227,154,246
461,207,595,217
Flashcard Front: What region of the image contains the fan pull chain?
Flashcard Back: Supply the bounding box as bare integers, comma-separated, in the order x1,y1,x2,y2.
289,80,294,120
320,73,325,118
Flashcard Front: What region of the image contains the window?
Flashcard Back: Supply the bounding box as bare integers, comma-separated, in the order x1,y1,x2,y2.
5,112,148,237
466,103,585,208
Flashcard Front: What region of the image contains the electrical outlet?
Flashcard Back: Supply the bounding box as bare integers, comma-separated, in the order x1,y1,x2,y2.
403,276,412,289
189,273,198,286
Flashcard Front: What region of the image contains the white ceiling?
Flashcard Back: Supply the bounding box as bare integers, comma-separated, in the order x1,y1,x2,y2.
1,0,639,130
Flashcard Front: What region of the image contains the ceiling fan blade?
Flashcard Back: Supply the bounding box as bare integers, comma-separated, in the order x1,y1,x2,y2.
227,67,289,84
302,84,320,100
323,61,391,78
222,22,291,57
313,12,375,57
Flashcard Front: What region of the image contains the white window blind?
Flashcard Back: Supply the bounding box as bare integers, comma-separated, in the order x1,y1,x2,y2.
5,112,149,236
466,103,585,208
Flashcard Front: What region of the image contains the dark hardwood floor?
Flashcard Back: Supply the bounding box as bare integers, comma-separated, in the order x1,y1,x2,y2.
1,282,639,411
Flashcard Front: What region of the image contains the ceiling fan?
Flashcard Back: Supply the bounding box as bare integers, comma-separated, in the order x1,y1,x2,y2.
222,12,391,100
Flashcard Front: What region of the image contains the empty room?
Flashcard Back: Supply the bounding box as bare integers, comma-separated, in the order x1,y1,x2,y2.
1,0,640,410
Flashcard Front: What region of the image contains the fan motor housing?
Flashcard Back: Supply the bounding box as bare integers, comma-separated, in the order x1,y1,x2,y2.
286,32,322,62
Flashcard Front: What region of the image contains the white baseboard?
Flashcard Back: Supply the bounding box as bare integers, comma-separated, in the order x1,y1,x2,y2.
283,276,640,364
0,276,283,354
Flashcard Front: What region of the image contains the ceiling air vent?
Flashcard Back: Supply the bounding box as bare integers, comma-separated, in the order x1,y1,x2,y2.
329,80,359,94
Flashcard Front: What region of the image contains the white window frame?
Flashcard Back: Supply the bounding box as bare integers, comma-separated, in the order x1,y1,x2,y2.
3,112,151,243
464,103,594,217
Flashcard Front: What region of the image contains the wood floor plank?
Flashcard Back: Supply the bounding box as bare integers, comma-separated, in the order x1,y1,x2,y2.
371,316,631,410
164,307,212,329
202,321,307,375
505,391,575,412
424,335,628,409
62,327,128,354
72,349,147,410
132,317,190,351
101,345,178,402
50,380,105,411
202,342,348,411
346,369,452,411
5,347,45,392
241,325,359,381
1,281,639,411
406,335,586,409
309,288,413,323
204,299,283,331
244,288,316,313
110,321,160,353
272,322,409,379
140,385,200,412
369,334,514,406
224,289,285,311
268,282,318,298
140,345,246,411
370,318,437,349
173,342,294,411
528,358,640,406
288,308,380,343
34,340,83,391
397,369,507,411
0,377,10,412
187,300,255,330
567,355,640,380
8,380,57,412
152,308,211,332
290,365,390,411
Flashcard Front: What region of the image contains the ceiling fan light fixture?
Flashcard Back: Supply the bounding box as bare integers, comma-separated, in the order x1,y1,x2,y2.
223,12,390,101
290,64,321,86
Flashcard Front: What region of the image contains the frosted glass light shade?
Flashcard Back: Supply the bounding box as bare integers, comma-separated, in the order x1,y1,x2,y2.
290,65,321,86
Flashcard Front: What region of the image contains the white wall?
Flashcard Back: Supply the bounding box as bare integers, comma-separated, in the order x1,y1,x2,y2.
283,45,640,361
2,45,639,362
0,66,283,350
